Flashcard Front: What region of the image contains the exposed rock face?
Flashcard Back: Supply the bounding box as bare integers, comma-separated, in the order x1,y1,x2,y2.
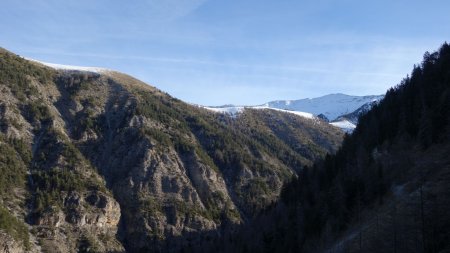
31,192,123,253
0,48,343,252
0,232,23,253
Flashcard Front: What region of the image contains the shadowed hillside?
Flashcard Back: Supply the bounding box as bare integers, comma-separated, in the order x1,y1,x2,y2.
224,43,450,253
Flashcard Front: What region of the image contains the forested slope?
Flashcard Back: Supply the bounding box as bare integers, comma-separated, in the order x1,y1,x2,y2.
227,43,450,253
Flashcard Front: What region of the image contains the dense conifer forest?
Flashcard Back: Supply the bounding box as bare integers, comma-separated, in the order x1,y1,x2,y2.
222,43,450,253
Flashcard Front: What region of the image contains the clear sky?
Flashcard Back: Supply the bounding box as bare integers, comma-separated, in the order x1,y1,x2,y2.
1,0,449,105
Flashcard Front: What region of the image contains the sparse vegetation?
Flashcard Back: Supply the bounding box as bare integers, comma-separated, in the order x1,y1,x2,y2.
78,234,102,253
0,205,30,249
0,48,52,101
24,100,52,123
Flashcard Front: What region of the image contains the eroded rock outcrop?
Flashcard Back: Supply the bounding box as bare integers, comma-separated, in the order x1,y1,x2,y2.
0,232,23,253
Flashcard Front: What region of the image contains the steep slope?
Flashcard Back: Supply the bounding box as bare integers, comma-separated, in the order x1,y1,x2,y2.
334,100,379,124
225,43,450,253
0,49,124,252
0,48,343,252
329,100,381,132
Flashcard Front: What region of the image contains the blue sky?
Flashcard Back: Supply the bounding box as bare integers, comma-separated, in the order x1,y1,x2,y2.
1,0,449,105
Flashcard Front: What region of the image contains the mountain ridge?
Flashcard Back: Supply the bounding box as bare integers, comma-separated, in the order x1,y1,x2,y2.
0,47,344,253
203,93,384,131
31,58,381,132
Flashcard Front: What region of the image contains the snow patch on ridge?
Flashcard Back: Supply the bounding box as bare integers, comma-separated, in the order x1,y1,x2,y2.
255,106,315,119
28,59,109,73
203,106,246,116
330,119,356,133
201,105,315,120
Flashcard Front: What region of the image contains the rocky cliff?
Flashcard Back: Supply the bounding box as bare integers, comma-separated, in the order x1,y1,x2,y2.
0,48,343,252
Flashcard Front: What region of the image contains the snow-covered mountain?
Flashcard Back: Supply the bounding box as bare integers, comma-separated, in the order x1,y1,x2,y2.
203,93,384,132
264,93,384,122
334,99,381,124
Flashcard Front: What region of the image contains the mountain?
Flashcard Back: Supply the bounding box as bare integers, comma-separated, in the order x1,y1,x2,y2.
0,48,343,252
328,99,381,132
223,43,450,253
265,93,384,122
203,94,384,132
334,99,381,124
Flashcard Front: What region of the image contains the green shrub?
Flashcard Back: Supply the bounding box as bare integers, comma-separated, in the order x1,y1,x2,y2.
0,136,27,196
24,100,51,123
78,234,101,253
0,205,30,249
0,49,52,101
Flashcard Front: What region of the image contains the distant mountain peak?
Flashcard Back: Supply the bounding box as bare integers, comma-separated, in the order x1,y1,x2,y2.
203,93,384,132
265,93,384,122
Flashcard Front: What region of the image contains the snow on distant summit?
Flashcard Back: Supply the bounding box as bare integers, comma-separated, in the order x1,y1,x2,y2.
203,93,384,132
265,93,384,122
